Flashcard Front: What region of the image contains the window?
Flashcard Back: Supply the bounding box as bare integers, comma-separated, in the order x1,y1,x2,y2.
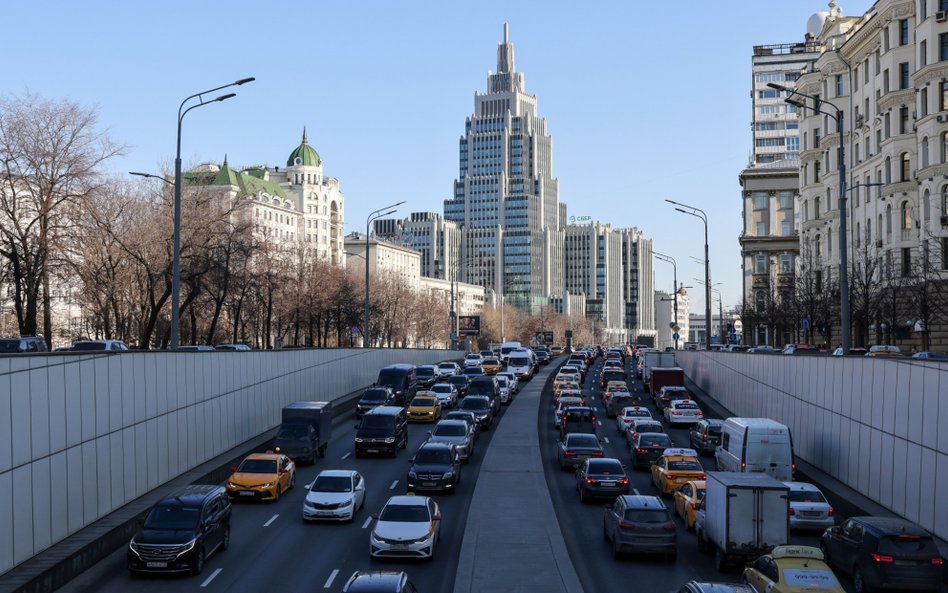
921,39,928,67
836,74,844,96
923,189,931,222
900,152,911,182
814,161,821,183
884,69,890,94
942,82,948,111
816,234,823,258
923,137,930,168
756,221,767,236
902,201,912,230
816,269,823,292
942,132,948,163
779,191,793,210
886,204,893,238
780,253,792,273
755,253,767,274
921,0,927,20
867,219,872,244
942,33,948,61
900,63,910,90
856,222,861,248
781,220,792,236
902,247,912,277
753,192,768,210
922,87,929,118
943,237,948,270
900,19,909,46
865,58,870,83
883,26,890,52
886,156,892,183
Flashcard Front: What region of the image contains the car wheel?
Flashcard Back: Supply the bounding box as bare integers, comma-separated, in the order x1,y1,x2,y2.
190,546,206,575
602,519,610,542
819,542,830,566
853,567,868,593
221,526,230,551
612,537,622,560
579,487,586,504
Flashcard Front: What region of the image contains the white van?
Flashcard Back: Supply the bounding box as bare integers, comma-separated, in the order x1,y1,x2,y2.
506,348,535,380
714,418,794,482
499,341,522,363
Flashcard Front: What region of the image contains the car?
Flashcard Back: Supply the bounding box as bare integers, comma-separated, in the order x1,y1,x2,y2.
551,346,565,356
429,383,458,409
557,432,604,471
415,365,439,388
576,457,630,502
784,482,834,531
602,379,628,396
213,343,250,351
559,406,597,439
626,419,664,445
355,406,409,457
821,517,943,592
407,394,441,423
555,396,585,427
466,376,501,413
650,448,705,495
447,375,470,397
782,344,825,356
743,545,844,593
553,382,582,401
342,571,419,593
674,582,754,593
672,480,705,531
407,442,461,494
616,406,651,433
495,375,512,404
911,351,948,360
555,387,583,404
747,345,776,354
443,410,480,441
726,344,751,353
225,453,296,501
437,361,461,377
654,385,690,410
480,357,503,375
497,371,519,394
630,432,673,469
369,495,441,560
607,393,638,418
463,365,485,378
664,399,704,426
866,344,903,357
376,364,419,406
70,339,130,351
535,350,551,365
599,369,626,389
176,345,215,351
463,353,483,366
458,395,493,430
127,485,231,575
602,494,677,560
556,365,582,384
427,419,474,462
303,470,366,522
832,347,870,356
0,336,48,353
689,419,723,455
357,387,397,418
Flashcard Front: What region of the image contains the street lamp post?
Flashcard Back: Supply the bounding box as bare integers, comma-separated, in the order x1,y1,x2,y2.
166,77,254,349
768,82,851,353
653,251,678,349
666,199,711,350
363,202,405,348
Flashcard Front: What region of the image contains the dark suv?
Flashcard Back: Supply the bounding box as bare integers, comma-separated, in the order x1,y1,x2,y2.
343,571,419,593
354,406,408,457
689,419,722,455
407,442,461,494
357,387,396,418
0,336,48,354
127,485,231,575
376,364,418,406
821,516,943,592
458,395,493,430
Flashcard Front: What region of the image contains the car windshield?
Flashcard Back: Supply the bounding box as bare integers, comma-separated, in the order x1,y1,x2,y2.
144,505,201,530
0,340,22,353
449,377,468,385
509,357,529,366
467,382,494,396
432,385,452,393
464,368,484,375
434,424,466,437
415,449,453,464
311,475,352,493
71,342,106,351
667,460,702,471
379,504,430,523
377,369,406,389
275,425,308,439
587,460,623,474
439,363,456,369
612,396,634,406
411,397,436,407
496,377,509,387
878,535,939,555
460,399,488,411
707,426,722,436
445,413,473,425
639,435,672,447
237,459,277,473
624,409,648,417
674,402,699,410
788,490,827,503
417,367,435,377
568,435,600,448
361,390,388,403
360,416,394,429
624,509,671,523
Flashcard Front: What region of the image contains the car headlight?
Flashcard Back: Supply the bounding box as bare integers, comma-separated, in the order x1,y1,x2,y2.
408,471,417,479
129,539,141,555
370,532,384,544
175,539,197,558
261,481,276,489
443,471,454,480
355,437,364,443
384,437,395,443
227,481,238,489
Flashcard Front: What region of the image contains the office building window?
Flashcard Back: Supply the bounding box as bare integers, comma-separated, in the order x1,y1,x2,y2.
900,106,909,134
902,247,912,277
755,253,767,274
942,132,948,163
883,26,890,52
900,19,909,45
779,191,793,210
941,82,948,111
753,192,768,210
922,87,929,118
900,63,910,90
836,74,844,96
884,69,890,93
901,152,911,181
886,156,892,183
920,0,927,20
781,220,792,236
942,33,948,61
814,161,821,183
923,136,930,168
756,221,767,236
780,253,792,273
921,39,928,67
814,196,822,219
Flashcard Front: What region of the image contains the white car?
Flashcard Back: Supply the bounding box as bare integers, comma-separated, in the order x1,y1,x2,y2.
554,396,584,427
626,418,664,445
430,383,458,409
437,362,460,377
369,495,441,559
664,399,703,425
784,481,835,530
495,376,512,403
463,353,483,367
497,372,519,394
302,470,366,522
616,406,651,433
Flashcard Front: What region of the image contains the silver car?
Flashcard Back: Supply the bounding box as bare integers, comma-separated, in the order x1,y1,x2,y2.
497,372,519,394
430,383,458,409
495,376,512,403
426,420,474,462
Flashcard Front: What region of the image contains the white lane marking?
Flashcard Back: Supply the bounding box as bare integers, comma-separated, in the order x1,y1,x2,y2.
633,488,640,495
201,568,222,587
597,421,602,426
341,452,352,460
263,514,279,527
324,569,340,589
362,516,373,529
389,480,399,490
603,437,610,444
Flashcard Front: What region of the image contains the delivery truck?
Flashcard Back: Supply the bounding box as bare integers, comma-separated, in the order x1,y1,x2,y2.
274,401,332,464
696,471,789,571
643,351,676,388
649,367,685,396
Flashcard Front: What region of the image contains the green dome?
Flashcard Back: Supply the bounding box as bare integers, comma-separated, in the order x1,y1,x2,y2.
287,127,321,167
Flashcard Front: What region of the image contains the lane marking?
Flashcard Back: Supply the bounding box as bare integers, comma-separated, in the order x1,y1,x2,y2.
263,514,279,527
633,488,640,495
201,568,222,587
324,569,340,589
389,480,399,490
603,437,610,444
362,516,373,529
597,420,602,426
341,452,352,460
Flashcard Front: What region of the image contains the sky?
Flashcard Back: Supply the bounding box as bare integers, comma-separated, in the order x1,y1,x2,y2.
3,0,874,312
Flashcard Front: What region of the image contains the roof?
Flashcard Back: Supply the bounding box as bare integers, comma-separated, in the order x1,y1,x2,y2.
164,485,223,504
619,494,665,508
852,516,930,536
317,469,356,478
385,495,428,506
287,127,322,167
344,571,406,591
244,452,282,460
184,157,288,199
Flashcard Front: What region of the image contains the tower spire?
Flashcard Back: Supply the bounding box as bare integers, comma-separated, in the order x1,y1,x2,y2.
302,126,308,144
497,22,515,74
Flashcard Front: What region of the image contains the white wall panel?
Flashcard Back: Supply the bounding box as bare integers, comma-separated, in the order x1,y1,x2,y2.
0,471,13,570
10,359,32,467
11,465,33,565
66,446,84,534
30,457,51,552
29,372,49,460
0,361,11,473
47,363,66,455
934,453,948,541
80,441,97,524
64,362,82,449
49,451,68,545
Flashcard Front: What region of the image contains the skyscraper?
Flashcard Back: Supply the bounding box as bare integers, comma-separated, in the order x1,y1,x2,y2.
444,24,566,314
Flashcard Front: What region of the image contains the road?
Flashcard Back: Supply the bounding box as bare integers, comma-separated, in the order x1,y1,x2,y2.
539,354,858,593
59,380,505,593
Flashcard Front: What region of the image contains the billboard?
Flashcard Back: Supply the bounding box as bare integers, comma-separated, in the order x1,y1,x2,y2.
542,331,554,345
458,315,481,336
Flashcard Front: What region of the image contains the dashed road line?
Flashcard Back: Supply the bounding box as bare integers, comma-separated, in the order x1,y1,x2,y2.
633,488,640,495
342,452,352,460
324,569,340,589
201,568,222,587
603,437,610,444
362,516,373,528
263,514,279,527
389,480,399,490
597,420,602,426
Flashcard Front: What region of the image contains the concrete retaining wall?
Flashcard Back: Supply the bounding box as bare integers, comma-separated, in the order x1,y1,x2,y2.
0,348,454,575
676,351,948,541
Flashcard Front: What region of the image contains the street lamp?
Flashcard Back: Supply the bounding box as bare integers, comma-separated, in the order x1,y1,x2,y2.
666,199,711,350
653,251,679,349
695,279,724,344
168,77,254,349
767,81,851,353
450,256,481,349
363,201,405,348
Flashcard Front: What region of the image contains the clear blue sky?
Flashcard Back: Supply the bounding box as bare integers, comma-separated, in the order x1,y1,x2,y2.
3,1,873,312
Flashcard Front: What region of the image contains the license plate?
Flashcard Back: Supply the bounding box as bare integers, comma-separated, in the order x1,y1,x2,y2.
366,449,379,453
239,491,255,497
316,510,335,516
802,511,822,517
392,543,410,550
422,482,437,487
600,481,616,487
894,560,916,566
146,561,167,568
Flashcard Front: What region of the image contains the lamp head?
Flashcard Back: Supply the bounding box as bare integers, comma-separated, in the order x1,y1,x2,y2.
215,93,237,102
235,77,256,85
766,82,789,92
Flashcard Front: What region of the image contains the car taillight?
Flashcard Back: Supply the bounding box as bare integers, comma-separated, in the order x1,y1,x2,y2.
672,411,681,416
695,411,703,416
665,474,676,480
788,507,796,516
932,558,944,566
702,434,708,441
741,461,746,471
698,474,706,480
792,463,796,478
564,451,576,456
618,520,636,530
828,507,834,516
871,553,894,563
592,451,604,457
635,448,646,454
662,524,676,531
619,478,629,485
586,479,597,485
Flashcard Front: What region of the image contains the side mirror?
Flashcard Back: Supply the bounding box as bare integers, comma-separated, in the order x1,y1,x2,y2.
371,512,379,520
280,468,289,474
432,514,441,521
829,526,841,534
230,466,237,473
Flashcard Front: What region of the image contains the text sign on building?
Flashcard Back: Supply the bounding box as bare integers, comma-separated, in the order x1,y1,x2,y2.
458,315,481,336
569,215,592,223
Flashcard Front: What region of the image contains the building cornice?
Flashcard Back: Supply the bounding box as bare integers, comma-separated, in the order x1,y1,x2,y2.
879,88,915,112
914,62,948,87
917,163,948,180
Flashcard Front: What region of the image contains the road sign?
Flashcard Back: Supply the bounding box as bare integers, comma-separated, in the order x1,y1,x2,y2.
542,331,554,344
672,325,681,333
800,318,811,330
351,326,359,336
673,332,680,341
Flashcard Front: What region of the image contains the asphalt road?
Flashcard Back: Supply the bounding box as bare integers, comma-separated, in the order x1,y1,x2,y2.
58,377,506,593
539,354,857,593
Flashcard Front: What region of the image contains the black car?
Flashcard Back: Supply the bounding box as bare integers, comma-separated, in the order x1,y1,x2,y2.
576,457,629,502
343,571,419,593
466,376,500,413
559,406,597,439
447,375,470,397
608,394,637,418
443,410,480,441
415,365,439,389
357,387,396,418
689,419,722,455
821,516,943,593
127,485,231,575
536,350,551,365
407,442,461,494
376,364,418,406
630,432,673,469
0,336,48,353
600,369,626,389
558,433,604,470
354,406,408,457
458,395,493,430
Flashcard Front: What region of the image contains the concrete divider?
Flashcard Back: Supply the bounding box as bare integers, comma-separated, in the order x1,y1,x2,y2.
676,351,948,541
0,348,455,577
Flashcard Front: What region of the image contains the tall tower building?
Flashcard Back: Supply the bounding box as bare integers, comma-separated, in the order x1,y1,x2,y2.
444,24,566,314
564,222,625,340
374,212,461,280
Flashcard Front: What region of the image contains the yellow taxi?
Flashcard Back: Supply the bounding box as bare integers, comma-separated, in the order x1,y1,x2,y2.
408,394,441,422
550,346,564,356
554,381,582,401
226,452,296,502
672,479,705,530
650,448,706,495
480,358,503,375
743,545,844,593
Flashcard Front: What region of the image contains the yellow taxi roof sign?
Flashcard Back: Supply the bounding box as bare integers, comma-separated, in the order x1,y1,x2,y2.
662,448,698,458
771,545,824,561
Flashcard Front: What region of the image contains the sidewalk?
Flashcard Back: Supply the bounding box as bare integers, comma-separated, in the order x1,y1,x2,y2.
453,365,584,593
